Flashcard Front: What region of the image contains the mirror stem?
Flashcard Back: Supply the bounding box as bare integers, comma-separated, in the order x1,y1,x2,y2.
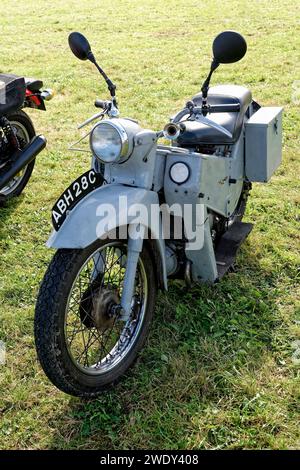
201,58,219,113
87,52,117,105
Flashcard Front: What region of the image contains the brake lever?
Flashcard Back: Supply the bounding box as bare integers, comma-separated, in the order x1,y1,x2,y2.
183,101,233,139
193,112,233,139
78,111,106,129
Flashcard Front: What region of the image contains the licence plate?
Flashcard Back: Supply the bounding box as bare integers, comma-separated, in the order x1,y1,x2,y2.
52,169,104,231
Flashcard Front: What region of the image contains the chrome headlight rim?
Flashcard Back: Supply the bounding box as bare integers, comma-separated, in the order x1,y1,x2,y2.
90,119,129,163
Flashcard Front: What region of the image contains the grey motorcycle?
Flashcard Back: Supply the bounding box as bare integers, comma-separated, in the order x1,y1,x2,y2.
35,31,282,397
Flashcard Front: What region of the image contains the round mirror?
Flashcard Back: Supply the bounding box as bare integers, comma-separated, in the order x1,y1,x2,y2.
68,32,92,61
213,31,247,64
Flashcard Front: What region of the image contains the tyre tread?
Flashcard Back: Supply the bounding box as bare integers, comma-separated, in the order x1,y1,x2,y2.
35,244,156,398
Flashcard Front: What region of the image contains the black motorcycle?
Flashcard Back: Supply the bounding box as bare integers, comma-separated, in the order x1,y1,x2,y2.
0,73,52,202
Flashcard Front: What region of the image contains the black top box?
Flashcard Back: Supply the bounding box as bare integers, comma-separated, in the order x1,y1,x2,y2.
0,74,26,115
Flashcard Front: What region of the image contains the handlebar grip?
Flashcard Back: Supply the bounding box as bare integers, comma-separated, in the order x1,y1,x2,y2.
208,103,240,113
94,99,107,109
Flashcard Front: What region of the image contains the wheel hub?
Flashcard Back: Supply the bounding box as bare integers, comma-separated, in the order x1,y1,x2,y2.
91,286,120,331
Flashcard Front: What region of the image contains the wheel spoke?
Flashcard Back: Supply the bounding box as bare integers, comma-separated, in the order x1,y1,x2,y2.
64,242,147,374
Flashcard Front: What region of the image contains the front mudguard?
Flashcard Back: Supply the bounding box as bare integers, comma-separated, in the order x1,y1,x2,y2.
47,184,168,290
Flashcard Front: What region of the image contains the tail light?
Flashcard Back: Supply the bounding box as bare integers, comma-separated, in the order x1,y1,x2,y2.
25,89,42,107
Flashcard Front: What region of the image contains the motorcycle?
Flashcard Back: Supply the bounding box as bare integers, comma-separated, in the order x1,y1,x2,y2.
35,31,283,397
0,73,52,201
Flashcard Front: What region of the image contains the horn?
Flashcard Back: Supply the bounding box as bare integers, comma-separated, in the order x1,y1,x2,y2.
163,122,183,141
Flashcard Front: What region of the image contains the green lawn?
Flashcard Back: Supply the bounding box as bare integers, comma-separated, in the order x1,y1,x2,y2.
0,0,299,450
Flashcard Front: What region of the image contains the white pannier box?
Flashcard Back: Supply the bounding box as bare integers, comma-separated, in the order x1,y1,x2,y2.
245,107,283,182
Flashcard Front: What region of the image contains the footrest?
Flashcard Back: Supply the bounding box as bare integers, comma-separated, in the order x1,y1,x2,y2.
215,221,253,279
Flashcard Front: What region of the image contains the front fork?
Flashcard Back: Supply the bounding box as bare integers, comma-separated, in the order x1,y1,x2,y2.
119,223,145,321
92,223,145,322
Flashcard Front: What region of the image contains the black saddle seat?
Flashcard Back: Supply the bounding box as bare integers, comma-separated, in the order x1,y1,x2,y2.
177,85,252,146
25,78,43,92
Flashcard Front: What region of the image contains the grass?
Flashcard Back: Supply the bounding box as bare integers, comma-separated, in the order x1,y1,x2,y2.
0,0,299,450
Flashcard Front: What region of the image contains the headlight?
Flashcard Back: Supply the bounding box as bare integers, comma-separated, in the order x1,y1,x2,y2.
169,162,190,184
90,120,129,163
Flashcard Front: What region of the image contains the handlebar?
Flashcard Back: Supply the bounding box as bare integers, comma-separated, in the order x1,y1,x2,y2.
95,99,108,109
172,101,241,124
187,101,240,114
205,103,240,113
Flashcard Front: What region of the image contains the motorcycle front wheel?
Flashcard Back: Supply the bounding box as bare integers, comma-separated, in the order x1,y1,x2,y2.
34,238,157,398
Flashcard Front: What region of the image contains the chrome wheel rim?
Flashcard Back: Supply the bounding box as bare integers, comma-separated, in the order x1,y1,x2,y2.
64,242,148,375
0,120,30,196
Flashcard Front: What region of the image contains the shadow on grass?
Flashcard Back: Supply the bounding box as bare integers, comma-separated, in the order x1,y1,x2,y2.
47,241,283,450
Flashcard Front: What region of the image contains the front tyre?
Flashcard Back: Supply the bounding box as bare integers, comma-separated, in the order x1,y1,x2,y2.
34,239,157,398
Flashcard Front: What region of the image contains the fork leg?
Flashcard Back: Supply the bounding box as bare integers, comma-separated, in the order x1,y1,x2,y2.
119,223,145,321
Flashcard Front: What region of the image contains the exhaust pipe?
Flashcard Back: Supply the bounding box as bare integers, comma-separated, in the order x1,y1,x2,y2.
0,135,46,190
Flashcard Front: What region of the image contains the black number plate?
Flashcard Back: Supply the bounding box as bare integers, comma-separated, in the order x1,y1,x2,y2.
52,169,104,231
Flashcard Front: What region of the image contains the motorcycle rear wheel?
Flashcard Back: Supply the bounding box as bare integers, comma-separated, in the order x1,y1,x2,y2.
0,110,36,202
34,239,157,398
